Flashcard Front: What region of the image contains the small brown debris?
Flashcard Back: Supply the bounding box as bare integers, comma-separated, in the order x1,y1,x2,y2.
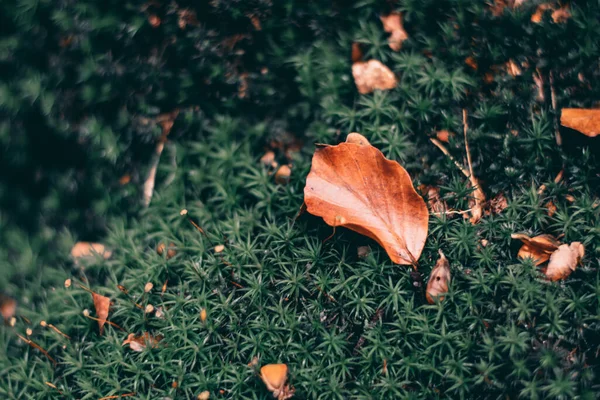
71,242,112,259
506,59,522,77
177,9,199,29
26,328,33,336
489,193,508,215
248,356,260,368
198,391,210,400
148,14,161,28
345,132,370,146
465,56,478,71
0,295,17,322
260,364,295,400
260,151,276,167
352,60,397,94
274,165,292,185
145,304,154,314
357,246,371,259
543,242,584,281
512,233,560,265
200,308,207,323
532,3,571,23
380,12,408,51
119,174,131,185
144,282,153,293
436,130,453,143
214,244,225,253
64,279,72,288
122,332,163,352
426,250,451,304
157,242,177,259
560,108,600,137
180,209,188,216
546,201,557,217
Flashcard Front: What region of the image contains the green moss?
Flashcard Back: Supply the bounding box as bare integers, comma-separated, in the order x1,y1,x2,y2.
1,0,600,399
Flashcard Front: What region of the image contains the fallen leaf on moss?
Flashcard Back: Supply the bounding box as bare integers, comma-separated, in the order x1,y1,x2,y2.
436,130,453,143
275,165,292,184
92,293,111,335
546,201,557,217
418,185,448,215
560,108,600,137
543,242,584,281
304,133,428,265
260,364,294,400
71,242,112,259
511,233,560,265
465,56,478,71
122,332,163,352
506,59,522,76
352,60,397,94
426,250,451,304
380,12,408,51
488,192,508,215
0,294,17,321
260,151,276,167
197,391,210,400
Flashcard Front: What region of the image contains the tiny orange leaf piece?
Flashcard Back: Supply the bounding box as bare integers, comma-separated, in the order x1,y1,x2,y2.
426,250,451,304
92,293,111,335
511,233,560,265
260,364,294,399
380,12,408,51
275,165,292,185
0,294,17,322
543,242,584,281
352,60,397,94
304,133,428,265
122,332,163,352
560,108,600,137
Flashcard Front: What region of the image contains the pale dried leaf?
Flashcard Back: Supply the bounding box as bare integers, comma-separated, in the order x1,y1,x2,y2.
260,364,295,400
352,60,397,94
122,332,163,352
426,250,451,304
544,242,584,281
0,295,17,321
380,12,408,51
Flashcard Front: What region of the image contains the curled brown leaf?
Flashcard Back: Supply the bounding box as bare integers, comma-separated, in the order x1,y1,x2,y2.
426,250,451,304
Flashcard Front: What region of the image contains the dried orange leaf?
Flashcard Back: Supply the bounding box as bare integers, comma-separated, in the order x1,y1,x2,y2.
506,59,522,77
489,193,508,215
532,3,570,23
512,233,560,265
260,364,294,399
92,293,111,335
543,242,584,281
304,133,428,265
157,242,177,259
560,108,600,137
380,12,408,51
436,130,453,143
352,60,397,94
122,332,163,352
468,183,486,224
426,250,451,304
71,242,112,259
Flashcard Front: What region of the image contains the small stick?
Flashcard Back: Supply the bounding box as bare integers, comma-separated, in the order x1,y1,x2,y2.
44,382,63,394
463,109,475,185
84,315,126,331
41,321,71,340
549,71,562,146
430,138,470,179
16,334,56,366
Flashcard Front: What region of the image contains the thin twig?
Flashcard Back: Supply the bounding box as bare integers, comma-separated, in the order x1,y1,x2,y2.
549,71,562,146
463,109,475,185
16,334,56,366
99,392,136,400
430,138,470,178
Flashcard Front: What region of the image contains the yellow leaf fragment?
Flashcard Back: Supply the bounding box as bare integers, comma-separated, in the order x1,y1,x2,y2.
260,364,295,399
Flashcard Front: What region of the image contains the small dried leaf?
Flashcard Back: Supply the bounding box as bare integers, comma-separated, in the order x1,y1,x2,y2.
546,201,557,217
436,130,453,143
260,151,276,167
506,59,522,77
260,364,295,399
357,246,371,259
419,185,448,215
275,165,292,185
426,250,451,304
512,233,560,265
122,332,163,352
560,108,600,137
352,60,397,94
200,308,207,323
92,293,111,335
380,12,408,51
214,244,225,253
468,182,486,224
489,192,508,215
543,242,584,281
0,295,17,321
345,132,370,146
532,3,570,23
304,133,429,265
197,391,210,400
464,56,478,71
71,242,112,259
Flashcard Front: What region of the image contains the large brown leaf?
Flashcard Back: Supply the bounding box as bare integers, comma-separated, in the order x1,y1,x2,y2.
560,108,600,137
304,133,428,265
